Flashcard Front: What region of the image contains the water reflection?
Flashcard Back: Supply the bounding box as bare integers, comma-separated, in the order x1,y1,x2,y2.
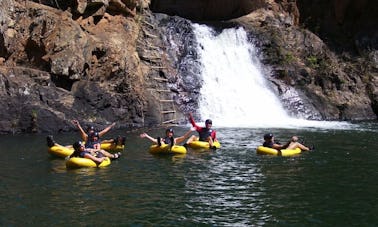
0,125,378,225
183,146,268,225
49,158,67,173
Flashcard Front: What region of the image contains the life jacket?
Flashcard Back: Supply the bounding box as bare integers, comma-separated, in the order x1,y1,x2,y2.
263,141,273,148
79,151,91,158
163,136,174,144
86,133,101,148
199,128,213,141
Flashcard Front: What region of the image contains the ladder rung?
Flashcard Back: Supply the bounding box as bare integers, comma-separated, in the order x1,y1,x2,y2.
156,89,170,92
144,56,161,60
151,66,166,69
136,41,159,49
142,20,155,28
144,31,157,38
146,45,159,50
146,89,171,93
160,99,174,102
161,110,176,114
153,77,168,81
162,119,176,124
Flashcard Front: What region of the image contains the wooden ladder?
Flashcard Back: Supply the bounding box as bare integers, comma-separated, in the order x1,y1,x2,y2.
137,10,177,126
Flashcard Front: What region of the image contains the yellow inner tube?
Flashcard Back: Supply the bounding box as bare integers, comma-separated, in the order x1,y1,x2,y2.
187,140,221,150
48,142,124,158
256,146,301,156
149,144,187,154
100,143,124,152
48,146,74,158
66,157,111,168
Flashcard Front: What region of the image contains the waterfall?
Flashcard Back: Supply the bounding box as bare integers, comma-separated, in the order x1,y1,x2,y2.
192,24,352,129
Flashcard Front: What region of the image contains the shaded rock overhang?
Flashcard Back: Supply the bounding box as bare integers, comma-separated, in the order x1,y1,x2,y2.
150,0,263,21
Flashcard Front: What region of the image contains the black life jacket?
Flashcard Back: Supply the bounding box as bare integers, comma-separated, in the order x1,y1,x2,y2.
199,128,213,141
163,136,173,144
263,141,273,148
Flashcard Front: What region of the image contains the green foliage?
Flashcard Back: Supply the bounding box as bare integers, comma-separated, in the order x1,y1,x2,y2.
284,52,295,64
307,56,319,68
31,109,38,119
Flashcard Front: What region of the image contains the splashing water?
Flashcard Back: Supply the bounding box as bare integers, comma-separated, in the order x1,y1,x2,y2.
192,24,354,129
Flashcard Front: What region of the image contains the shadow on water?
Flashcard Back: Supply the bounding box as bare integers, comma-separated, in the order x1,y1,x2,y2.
0,124,378,226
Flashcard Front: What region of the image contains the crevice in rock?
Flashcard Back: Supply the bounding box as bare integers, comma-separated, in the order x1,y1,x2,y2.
31,0,73,11
25,38,49,71
92,48,106,60
0,34,9,59
51,74,75,91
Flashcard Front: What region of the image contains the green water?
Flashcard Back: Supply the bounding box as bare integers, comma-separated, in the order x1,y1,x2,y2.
0,123,377,226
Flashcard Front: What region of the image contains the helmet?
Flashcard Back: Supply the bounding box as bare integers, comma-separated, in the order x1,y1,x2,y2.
166,128,174,134
116,135,126,145
205,119,212,125
87,126,95,132
88,131,99,138
73,141,83,150
264,133,273,140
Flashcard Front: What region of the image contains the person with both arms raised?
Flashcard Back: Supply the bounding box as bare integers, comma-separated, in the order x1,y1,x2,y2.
140,127,195,146
71,120,116,149
185,113,218,150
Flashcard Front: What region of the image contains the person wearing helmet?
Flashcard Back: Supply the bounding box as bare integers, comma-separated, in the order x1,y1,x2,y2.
70,141,121,162
86,132,101,149
185,113,217,149
71,120,116,148
101,135,126,149
263,133,310,151
140,127,195,146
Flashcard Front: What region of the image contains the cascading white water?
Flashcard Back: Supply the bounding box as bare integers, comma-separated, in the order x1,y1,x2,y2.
192,24,353,129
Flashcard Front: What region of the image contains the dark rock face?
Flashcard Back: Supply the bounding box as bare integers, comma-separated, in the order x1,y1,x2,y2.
150,0,377,120
154,15,202,114
0,0,377,134
150,0,266,21
233,1,377,120
297,0,378,54
0,0,145,134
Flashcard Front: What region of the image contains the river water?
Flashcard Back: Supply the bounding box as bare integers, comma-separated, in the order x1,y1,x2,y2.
2,18,377,227
1,123,377,226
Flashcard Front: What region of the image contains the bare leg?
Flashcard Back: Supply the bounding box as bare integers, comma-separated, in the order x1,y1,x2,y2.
186,135,197,144
287,142,309,151
98,149,121,158
207,137,214,147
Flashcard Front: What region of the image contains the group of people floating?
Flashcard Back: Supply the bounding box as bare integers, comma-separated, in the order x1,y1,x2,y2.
47,120,125,163
140,113,218,149
47,113,313,165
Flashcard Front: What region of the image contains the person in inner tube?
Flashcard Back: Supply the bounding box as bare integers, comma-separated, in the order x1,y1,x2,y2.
70,141,121,162
140,127,195,146
185,113,218,150
101,135,126,149
263,133,310,151
71,120,116,148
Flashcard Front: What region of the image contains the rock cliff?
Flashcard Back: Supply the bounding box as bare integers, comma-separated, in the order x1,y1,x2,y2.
0,0,145,133
152,0,378,120
0,0,377,134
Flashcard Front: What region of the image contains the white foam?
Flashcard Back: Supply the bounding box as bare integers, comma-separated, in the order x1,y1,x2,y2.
192,24,354,130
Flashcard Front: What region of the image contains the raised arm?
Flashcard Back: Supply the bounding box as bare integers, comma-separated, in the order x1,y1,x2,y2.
72,120,87,141
140,133,158,144
99,122,116,137
175,127,196,144
189,113,201,131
